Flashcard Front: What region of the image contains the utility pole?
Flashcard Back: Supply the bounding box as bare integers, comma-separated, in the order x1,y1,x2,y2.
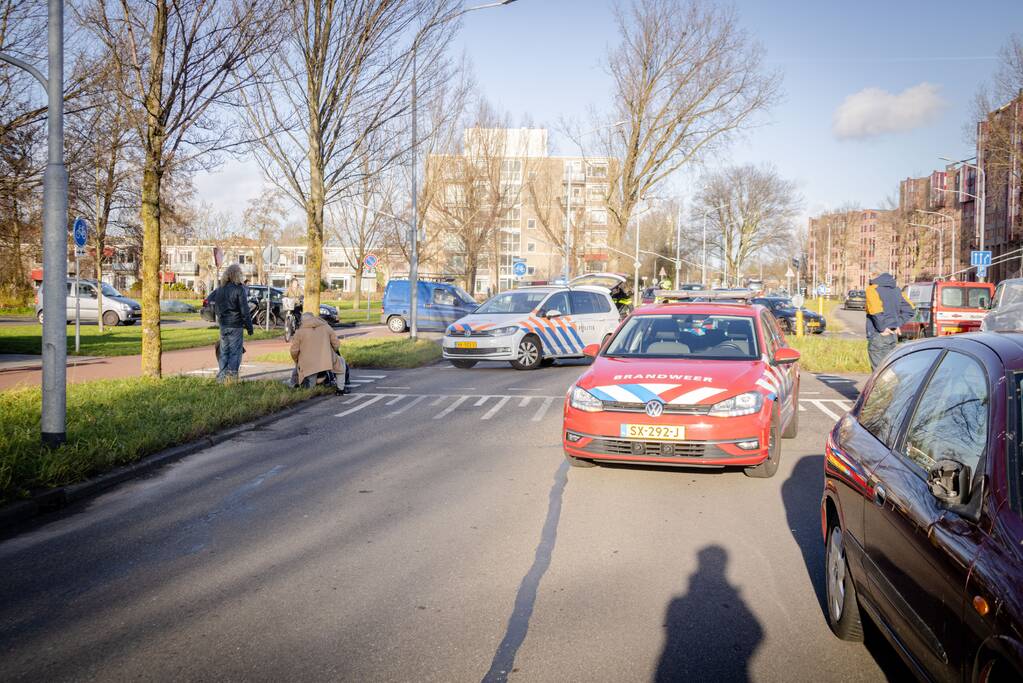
0,0,67,446
674,201,682,287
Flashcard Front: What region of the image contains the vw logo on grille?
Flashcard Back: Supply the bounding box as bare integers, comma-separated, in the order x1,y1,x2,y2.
645,400,664,418
464,329,472,337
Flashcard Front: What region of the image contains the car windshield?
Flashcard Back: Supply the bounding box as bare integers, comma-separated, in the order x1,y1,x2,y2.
941,286,990,308
453,286,476,305
754,298,791,311
99,283,122,297
474,290,549,314
604,313,759,360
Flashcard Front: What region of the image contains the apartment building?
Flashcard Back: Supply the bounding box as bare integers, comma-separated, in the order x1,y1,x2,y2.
978,90,1023,282
808,209,897,293
424,128,618,294
161,239,379,295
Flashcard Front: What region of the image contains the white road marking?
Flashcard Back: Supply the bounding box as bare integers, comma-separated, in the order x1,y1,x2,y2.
385,396,404,405
376,386,410,389
481,396,510,420
803,399,841,420
355,374,387,379
798,402,807,411
531,397,555,422
434,395,470,419
519,396,533,407
474,396,491,407
430,396,447,406
388,395,426,416
335,394,388,417
801,391,821,395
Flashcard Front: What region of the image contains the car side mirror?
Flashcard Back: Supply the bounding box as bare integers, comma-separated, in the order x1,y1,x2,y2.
546,309,562,318
582,343,600,358
932,458,969,507
772,347,800,365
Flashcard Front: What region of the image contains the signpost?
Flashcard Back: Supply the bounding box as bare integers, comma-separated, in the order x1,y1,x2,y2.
261,245,281,331
364,254,378,320
513,259,527,280
971,250,992,281
72,217,88,351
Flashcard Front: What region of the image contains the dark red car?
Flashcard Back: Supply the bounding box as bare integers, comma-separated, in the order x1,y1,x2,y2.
821,333,1022,682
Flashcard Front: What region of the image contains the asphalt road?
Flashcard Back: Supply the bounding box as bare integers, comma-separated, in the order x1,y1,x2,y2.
0,362,907,681
831,305,866,339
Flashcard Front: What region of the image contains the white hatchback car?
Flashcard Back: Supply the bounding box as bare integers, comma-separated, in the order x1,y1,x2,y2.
443,279,624,370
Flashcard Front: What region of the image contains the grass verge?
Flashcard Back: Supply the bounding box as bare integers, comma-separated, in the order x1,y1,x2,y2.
0,306,34,316
789,336,870,374
323,299,383,325
0,376,322,503
0,324,282,357
253,337,441,369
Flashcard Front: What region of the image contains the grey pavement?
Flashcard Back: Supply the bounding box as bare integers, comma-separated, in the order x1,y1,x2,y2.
0,362,905,681
831,304,866,339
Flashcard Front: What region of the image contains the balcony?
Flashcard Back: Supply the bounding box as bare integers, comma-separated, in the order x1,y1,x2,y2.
171,263,199,276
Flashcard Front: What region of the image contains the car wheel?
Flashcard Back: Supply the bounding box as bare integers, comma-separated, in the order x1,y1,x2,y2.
565,452,596,468
782,396,799,439
387,315,407,333
825,524,864,641
37,311,44,325
510,335,542,370
102,310,120,327
744,417,780,478
450,359,477,369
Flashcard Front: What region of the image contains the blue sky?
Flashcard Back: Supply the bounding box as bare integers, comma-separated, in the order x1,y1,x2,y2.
197,0,1023,223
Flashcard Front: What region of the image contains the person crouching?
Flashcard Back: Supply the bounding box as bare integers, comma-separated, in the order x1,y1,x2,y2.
289,312,348,393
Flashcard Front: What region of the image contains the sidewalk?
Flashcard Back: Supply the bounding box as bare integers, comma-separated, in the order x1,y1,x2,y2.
0,323,394,391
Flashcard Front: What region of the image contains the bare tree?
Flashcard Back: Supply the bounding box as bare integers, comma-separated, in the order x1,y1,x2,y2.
695,164,800,286
587,0,780,269
82,0,278,377
523,157,586,276
242,190,287,284
241,0,458,312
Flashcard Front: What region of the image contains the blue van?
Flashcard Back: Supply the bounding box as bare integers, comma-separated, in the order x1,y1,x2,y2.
381,279,478,333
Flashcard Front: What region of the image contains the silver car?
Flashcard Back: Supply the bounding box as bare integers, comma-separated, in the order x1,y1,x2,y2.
35,278,142,326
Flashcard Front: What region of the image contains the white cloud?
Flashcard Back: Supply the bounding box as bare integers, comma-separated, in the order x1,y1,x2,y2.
833,83,945,140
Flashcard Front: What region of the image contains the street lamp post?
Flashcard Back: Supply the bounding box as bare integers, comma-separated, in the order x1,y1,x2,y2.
917,209,956,277
701,204,727,287
940,156,986,281
408,0,518,341
0,0,67,447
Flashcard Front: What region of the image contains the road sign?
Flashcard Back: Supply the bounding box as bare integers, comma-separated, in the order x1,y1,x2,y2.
792,293,805,308
816,284,827,296
971,250,992,267
977,265,988,278
72,217,88,248
364,253,379,269
213,246,224,268
513,261,527,278
785,267,795,278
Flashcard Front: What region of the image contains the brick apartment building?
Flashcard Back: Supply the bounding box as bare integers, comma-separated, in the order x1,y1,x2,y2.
808,209,897,294
423,128,618,294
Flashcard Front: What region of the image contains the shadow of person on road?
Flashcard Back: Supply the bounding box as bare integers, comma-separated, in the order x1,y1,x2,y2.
655,545,762,682
813,373,863,401
781,454,827,616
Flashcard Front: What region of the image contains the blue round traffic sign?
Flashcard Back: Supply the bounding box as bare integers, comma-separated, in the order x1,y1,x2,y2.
73,217,88,248
513,261,527,277
816,283,827,296
364,253,378,268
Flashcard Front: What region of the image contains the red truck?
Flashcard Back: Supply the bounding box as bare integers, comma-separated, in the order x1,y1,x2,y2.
900,280,994,339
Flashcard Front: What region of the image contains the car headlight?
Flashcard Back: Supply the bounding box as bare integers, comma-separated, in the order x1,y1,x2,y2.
708,391,763,417
488,325,520,336
569,385,603,413
320,305,336,315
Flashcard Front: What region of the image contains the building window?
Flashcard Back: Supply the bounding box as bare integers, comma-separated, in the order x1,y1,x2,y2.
527,266,535,275
501,159,522,183
589,209,608,225
527,242,536,252
588,163,607,178
527,218,536,230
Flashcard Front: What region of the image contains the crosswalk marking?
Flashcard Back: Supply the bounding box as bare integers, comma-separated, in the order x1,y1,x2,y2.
335,394,388,417
532,397,556,422
434,395,469,419
388,395,426,416
481,396,510,420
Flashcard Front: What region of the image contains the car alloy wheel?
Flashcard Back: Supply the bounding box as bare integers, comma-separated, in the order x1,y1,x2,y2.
827,527,846,622
824,523,864,641
387,316,406,333
511,336,542,370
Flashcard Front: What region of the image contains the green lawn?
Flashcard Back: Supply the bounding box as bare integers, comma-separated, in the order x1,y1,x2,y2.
323,299,383,324
0,306,34,316
0,324,282,357
253,337,440,369
789,336,870,374
0,377,323,503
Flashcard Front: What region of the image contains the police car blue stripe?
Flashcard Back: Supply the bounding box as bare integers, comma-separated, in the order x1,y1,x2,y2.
552,324,577,353
542,322,569,354
620,384,661,403
533,324,563,354
566,325,584,347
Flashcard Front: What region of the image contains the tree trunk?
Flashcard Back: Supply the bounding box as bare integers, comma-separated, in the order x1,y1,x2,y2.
466,251,479,297
353,262,363,308
140,159,163,377
305,136,324,311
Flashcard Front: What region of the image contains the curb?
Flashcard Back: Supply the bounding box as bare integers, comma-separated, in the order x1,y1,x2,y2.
0,392,334,535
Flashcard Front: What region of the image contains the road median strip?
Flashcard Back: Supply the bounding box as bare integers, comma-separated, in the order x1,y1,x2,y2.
252,336,441,369
0,376,330,524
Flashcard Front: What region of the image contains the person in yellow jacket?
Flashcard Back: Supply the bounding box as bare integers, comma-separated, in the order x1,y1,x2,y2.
864,263,915,370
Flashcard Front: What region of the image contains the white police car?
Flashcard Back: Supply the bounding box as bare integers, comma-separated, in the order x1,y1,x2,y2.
443,277,624,370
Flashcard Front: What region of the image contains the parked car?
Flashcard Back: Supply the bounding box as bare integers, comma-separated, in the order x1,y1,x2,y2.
752,296,826,334
843,289,866,310
382,278,478,333
821,333,1023,682
201,286,339,326
35,278,141,326
981,277,1023,332
901,280,994,339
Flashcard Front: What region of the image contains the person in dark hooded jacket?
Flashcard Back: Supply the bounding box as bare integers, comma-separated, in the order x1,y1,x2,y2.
864,263,914,370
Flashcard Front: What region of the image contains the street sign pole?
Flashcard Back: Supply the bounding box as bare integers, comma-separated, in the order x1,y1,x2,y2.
72,218,88,354
74,249,80,353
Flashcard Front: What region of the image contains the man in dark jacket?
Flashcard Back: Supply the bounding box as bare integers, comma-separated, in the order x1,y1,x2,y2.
212,263,253,382
865,263,914,370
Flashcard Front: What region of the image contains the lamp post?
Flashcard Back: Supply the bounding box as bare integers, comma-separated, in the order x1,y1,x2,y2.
0,0,67,447
940,156,986,281
408,0,518,341
909,222,945,277
701,203,727,287
917,209,956,277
